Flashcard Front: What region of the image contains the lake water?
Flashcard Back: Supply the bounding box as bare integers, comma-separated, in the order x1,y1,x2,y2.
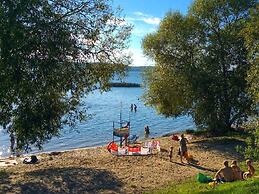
0,67,195,157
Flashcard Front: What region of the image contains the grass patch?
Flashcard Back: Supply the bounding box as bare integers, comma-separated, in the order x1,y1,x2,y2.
149,162,259,194
149,178,259,194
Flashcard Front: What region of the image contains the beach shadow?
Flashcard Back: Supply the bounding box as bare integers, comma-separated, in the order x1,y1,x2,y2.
191,137,245,159
187,163,217,172
1,167,123,194
160,148,168,153
171,161,186,166
0,169,9,182
0,169,12,193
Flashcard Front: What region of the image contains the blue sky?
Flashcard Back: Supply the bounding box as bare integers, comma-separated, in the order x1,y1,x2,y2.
112,0,194,66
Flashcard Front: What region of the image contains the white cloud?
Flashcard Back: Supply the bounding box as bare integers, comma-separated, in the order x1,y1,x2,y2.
126,48,154,66
121,11,160,66
142,18,160,25
127,12,161,25
133,11,149,17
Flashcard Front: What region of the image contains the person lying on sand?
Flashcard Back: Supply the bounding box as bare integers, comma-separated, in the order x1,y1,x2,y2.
231,160,243,180
215,161,234,182
243,159,255,179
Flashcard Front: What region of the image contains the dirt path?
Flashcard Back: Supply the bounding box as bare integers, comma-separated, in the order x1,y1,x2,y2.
0,135,245,193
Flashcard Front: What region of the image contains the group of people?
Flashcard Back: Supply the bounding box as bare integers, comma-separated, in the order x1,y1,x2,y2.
215,159,255,182
169,133,256,183
130,104,137,112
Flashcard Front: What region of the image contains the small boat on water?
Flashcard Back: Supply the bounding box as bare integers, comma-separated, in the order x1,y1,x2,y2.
107,103,160,156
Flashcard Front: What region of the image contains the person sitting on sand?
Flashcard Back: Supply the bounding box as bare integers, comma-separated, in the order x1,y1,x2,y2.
231,160,243,180
243,159,255,179
179,134,188,163
215,161,234,182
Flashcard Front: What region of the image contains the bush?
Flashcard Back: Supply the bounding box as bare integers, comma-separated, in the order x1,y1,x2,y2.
236,118,259,161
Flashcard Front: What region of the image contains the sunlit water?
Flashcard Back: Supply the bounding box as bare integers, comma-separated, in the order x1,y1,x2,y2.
0,67,195,157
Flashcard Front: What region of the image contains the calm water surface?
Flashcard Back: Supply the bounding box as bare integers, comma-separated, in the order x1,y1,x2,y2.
0,67,195,157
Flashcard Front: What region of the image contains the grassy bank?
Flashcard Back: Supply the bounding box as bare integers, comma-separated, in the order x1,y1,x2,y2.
149,162,259,194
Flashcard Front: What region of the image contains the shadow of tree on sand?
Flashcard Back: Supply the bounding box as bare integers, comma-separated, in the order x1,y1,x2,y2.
3,167,123,194
187,163,218,172
191,137,246,160
0,169,11,192
171,161,217,172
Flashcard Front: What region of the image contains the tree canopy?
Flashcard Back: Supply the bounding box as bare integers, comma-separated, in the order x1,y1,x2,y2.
0,0,132,151
237,4,259,160
142,0,258,133
242,4,259,105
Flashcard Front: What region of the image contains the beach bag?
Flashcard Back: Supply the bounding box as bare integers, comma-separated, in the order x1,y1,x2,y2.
172,135,179,141
23,155,38,164
197,173,212,183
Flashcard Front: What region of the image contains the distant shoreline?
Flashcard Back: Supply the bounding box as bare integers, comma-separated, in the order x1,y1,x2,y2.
109,82,141,87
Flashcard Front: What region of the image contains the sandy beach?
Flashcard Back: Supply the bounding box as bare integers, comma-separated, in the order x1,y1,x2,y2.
0,134,245,193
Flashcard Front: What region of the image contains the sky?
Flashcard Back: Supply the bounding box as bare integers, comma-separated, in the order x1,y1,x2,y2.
112,0,194,66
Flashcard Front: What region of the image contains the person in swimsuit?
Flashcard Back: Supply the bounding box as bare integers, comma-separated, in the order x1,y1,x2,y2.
243,159,255,179
215,161,235,182
179,134,188,163
231,160,243,180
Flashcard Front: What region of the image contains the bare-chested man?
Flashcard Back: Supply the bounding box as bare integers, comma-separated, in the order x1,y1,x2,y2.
215,161,234,182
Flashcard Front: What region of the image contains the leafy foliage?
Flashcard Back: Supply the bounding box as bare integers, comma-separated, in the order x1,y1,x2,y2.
0,0,132,151
142,0,257,133
236,5,259,161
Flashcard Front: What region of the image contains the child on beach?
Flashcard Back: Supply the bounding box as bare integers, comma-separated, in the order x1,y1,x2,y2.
243,159,255,179
179,134,188,163
169,146,173,162
231,160,243,180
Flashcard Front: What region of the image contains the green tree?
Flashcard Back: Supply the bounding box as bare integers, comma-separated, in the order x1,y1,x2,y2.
242,4,259,106
236,5,259,160
142,0,257,134
0,0,132,151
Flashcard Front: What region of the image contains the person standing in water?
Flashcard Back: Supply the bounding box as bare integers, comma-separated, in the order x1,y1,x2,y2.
144,125,150,137
130,104,133,111
134,104,137,112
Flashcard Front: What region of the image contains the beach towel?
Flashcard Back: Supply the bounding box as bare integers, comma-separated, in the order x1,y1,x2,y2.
197,173,213,183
